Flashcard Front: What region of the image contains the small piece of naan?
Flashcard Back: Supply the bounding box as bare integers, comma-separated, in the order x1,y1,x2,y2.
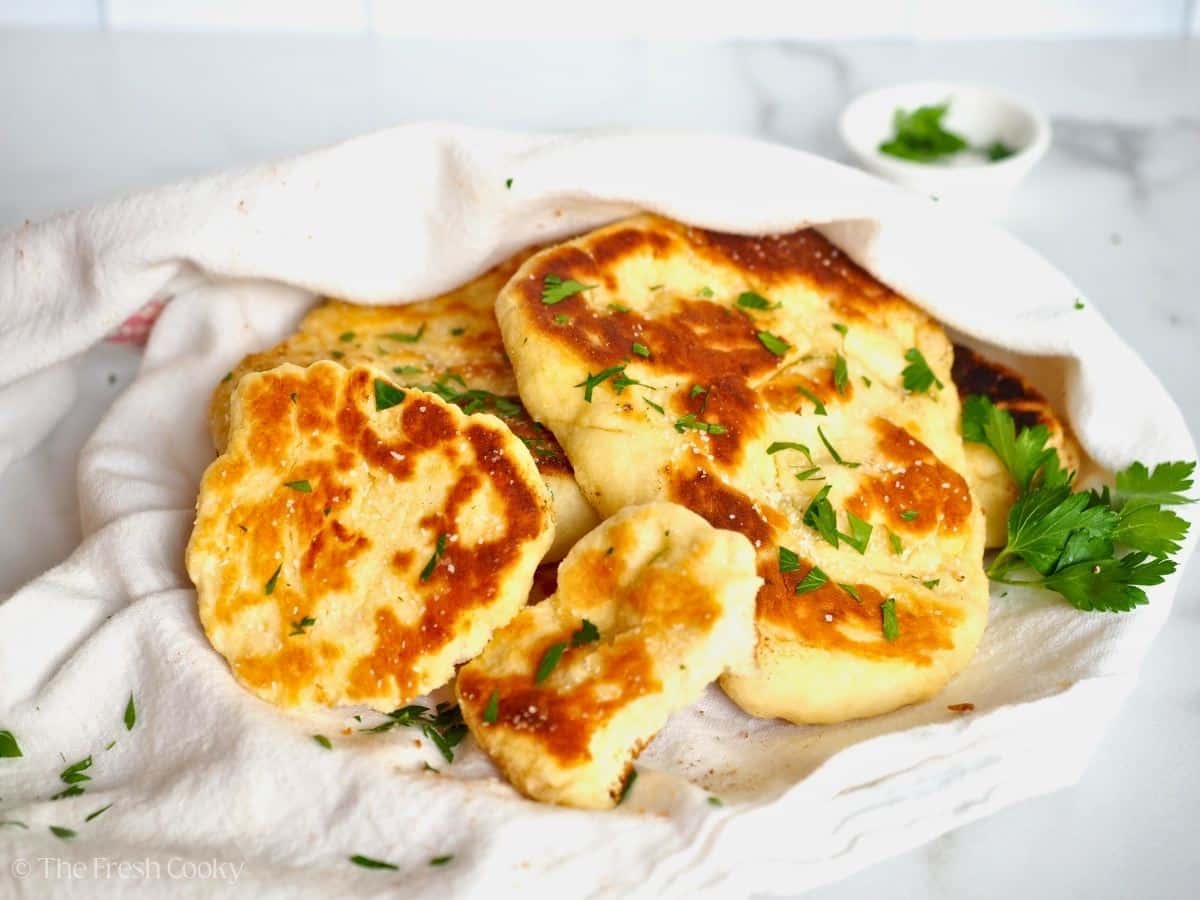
456,502,759,809
186,362,554,710
496,214,989,724
951,343,1082,547
209,250,598,561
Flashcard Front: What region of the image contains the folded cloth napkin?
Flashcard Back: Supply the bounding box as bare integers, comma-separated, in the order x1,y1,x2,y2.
0,125,1194,899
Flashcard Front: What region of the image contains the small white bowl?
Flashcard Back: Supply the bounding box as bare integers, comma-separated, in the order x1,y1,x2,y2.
839,82,1050,217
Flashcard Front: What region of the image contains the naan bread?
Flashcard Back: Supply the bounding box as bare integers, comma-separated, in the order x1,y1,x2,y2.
496,214,989,724
951,343,1082,547
208,251,599,561
456,502,759,809
186,362,554,710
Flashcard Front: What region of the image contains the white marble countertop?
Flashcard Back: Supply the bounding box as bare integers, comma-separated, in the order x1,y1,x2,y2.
0,29,1197,899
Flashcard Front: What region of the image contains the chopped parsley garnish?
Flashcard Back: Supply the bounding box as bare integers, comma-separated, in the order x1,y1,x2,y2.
450,326,466,336
85,804,113,822
922,579,941,589
0,730,21,758
817,425,860,468
554,314,571,325
290,616,316,636
778,546,801,574
50,825,76,840
124,693,136,731
880,598,900,640
51,785,85,800
697,286,715,299
429,855,454,866
841,511,873,554
483,690,500,724
618,768,638,805
643,398,665,415
737,291,777,311
900,509,919,521
632,342,651,358
571,619,600,646
833,354,849,394
0,820,27,829
505,177,513,189
901,348,944,393
60,758,91,784
803,485,840,547
575,364,628,403
796,385,828,416
840,583,862,602
608,302,631,313
965,395,1194,612
535,642,567,684
878,103,968,163
339,331,355,343
373,378,406,411
648,284,664,291
284,479,312,493
542,274,596,305
383,324,426,343
767,441,814,463
1074,299,1085,310
420,533,448,582
289,391,298,403
362,704,466,762
313,734,332,749
794,567,828,595
690,385,708,398
707,796,723,807
264,564,282,595
220,371,233,383
889,530,903,554
756,330,790,357
392,365,423,376
862,375,872,387
674,414,726,436
350,855,398,870
985,140,1016,161
833,323,848,335
794,467,823,481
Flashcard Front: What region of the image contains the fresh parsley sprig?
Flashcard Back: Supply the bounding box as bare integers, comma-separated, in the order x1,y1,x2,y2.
964,395,1194,612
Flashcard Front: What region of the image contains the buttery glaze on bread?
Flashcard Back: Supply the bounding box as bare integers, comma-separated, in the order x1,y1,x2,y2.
187,361,553,710
495,214,989,724
208,250,598,562
456,502,759,809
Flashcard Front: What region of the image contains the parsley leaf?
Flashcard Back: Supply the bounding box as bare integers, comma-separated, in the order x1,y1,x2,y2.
536,642,567,683
264,564,282,595
840,511,873,554
778,546,801,574
483,690,500,724
383,324,425,343
962,395,1068,493
643,397,665,415
50,825,76,840
878,103,968,163
991,486,1119,577
0,730,22,758
803,485,840,548
284,479,312,493
674,413,726,435
796,385,828,416
794,567,828,595
1114,461,1196,508
85,804,113,822
350,855,398,870
571,619,600,646
767,441,814,464
542,275,596,305
880,598,900,641
756,330,790,357
795,467,823,481
313,734,332,750
901,348,944,393
420,533,448,582
290,616,316,636
575,365,627,402
618,768,638,804
817,425,860,468
373,379,406,411
1041,552,1176,613
833,354,849,395
430,855,454,866
737,291,777,311
124,693,136,731
631,342,651,358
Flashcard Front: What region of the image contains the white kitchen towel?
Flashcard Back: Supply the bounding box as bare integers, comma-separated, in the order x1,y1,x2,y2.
0,125,1194,899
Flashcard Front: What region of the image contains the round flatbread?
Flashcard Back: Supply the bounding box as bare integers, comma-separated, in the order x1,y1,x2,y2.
186,361,554,710
495,214,989,724
208,249,598,561
456,501,759,809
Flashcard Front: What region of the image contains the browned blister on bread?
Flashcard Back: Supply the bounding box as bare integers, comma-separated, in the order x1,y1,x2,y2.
186,361,554,710
495,214,989,724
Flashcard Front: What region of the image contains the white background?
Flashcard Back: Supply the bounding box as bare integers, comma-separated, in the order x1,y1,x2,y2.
1,0,1199,38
